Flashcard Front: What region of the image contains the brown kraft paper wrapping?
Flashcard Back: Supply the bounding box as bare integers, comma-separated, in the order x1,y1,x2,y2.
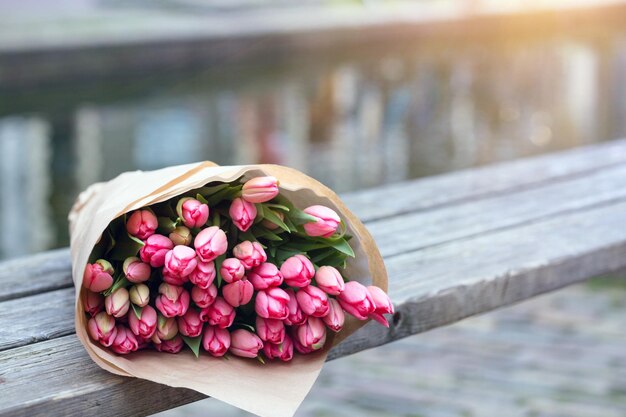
68,162,388,417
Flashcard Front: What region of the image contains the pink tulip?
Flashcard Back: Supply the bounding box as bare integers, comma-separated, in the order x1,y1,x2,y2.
169,226,192,246
151,314,178,343
293,336,316,355
323,299,345,332
126,209,158,240
248,262,283,290
177,309,204,337
194,226,228,262
255,287,290,320
232,240,267,270
261,210,284,230
294,317,327,351
367,286,394,327
111,325,139,354
255,317,285,344
222,279,254,307
188,259,216,289
155,335,184,354
87,312,117,347
139,234,174,267
162,270,189,286
123,257,151,283
229,197,257,232
164,245,198,280
302,205,340,238
280,255,315,288
296,285,329,318
105,288,130,318
284,288,306,326
202,297,235,329
241,176,279,204
129,284,150,307
220,258,245,283
83,259,114,292
229,329,264,358
202,326,231,357
314,266,345,295
155,283,190,317
82,290,104,316
128,305,158,339
263,334,294,362
191,284,218,308
337,281,375,320
177,198,209,229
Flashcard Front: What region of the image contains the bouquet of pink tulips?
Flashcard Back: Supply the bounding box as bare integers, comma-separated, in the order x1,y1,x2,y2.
69,162,388,417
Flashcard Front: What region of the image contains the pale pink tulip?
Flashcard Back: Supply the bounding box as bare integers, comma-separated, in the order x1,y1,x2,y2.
87,312,117,347
129,284,150,307
294,317,326,351
202,297,235,329
177,198,209,229
248,262,283,290
123,257,151,283
83,290,104,316
302,205,340,238
155,283,190,317
128,305,157,339
189,259,216,289
164,245,197,279
255,317,285,344
111,325,139,354
83,259,114,292
284,288,307,326
220,258,245,283
323,299,345,332
229,329,264,358
151,314,178,343
222,279,254,307
241,176,279,203
229,197,257,232
255,287,289,320
154,335,184,354
280,254,315,288
105,288,130,318
337,281,375,320
194,226,228,262
191,284,218,308
232,240,266,270
296,285,329,317
202,326,231,357
367,286,394,327
177,309,204,337
263,334,294,362
126,209,158,240
139,234,174,267
314,266,345,295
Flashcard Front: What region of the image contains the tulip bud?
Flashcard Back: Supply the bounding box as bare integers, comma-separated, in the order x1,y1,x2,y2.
284,288,306,326
128,305,158,339
139,234,174,267
229,329,264,358
248,262,283,290
105,288,130,318
314,266,345,295
201,297,235,328
261,210,284,230
336,281,375,320
155,283,190,318
233,241,267,270
169,226,192,246
82,290,104,316
222,279,254,307
202,326,231,357
123,257,151,283
263,334,294,362
294,317,327,351
191,284,218,308
126,209,158,240
151,314,178,343
367,286,394,327
280,255,314,288
323,299,345,332
241,176,279,204
111,325,139,354
255,287,290,320
83,259,114,292
293,335,316,355
229,198,257,232
177,309,204,337
255,317,285,344
154,335,184,354
129,284,150,307
189,259,216,289
87,312,117,347
176,198,210,229
296,285,329,318
194,226,228,263
220,258,245,284
164,245,198,280
302,205,340,238
162,270,189,286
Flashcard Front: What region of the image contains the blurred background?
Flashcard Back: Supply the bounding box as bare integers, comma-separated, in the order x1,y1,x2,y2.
2,0,626,416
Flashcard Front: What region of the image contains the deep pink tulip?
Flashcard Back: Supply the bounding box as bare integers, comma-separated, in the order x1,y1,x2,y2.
202,326,231,357
155,335,184,354
177,198,209,229
229,197,257,232
139,234,174,268
129,284,150,307
367,286,394,327
202,297,235,329
229,329,264,358
151,314,178,344
128,305,158,339
248,262,283,290
314,266,345,295
123,257,151,283
189,259,216,289
169,226,192,246
162,270,189,286
232,241,267,270
280,255,315,288
194,226,228,262
177,309,204,337
220,258,245,284
222,279,254,307
284,288,306,326
255,287,290,320
155,283,190,318
302,205,340,238
337,281,375,320
105,288,130,318
296,285,329,318
111,325,139,354
87,312,117,347
294,317,327,351
126,209,158,240
323,298,345,332
83,259,114,292
241,176,279,204
293,336,315,355
191,284,218,308
263,334,294,362
164,245,198,280
83,290,104,316
255,317,285,344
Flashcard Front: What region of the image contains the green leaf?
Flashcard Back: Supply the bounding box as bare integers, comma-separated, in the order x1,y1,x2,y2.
181,335,202,358
157,216,177,234
287,207,319,225
196,183,230,198
257,355,266,365
282,215,299,233
128,233,145,246
131,303,143,320
236,323,256,332
206,185,242,206
260,206,290,233
214,254,226,288
103,277,130,297
282,241,328,252
263,203,290,212
326,237,355,257
195,193,209,205
254,228,283,242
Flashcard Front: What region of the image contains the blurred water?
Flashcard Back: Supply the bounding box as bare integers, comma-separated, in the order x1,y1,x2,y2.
1,28,626,260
